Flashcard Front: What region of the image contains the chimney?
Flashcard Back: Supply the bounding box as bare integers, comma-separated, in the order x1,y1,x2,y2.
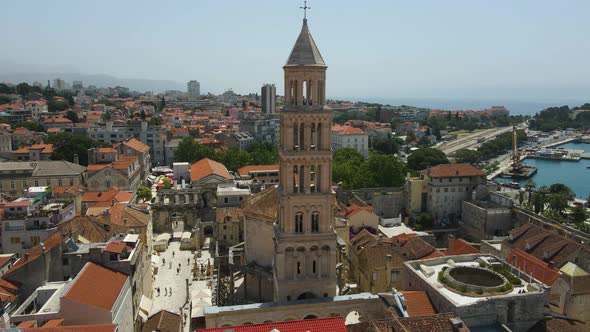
450,317,466,332
73,154,79,165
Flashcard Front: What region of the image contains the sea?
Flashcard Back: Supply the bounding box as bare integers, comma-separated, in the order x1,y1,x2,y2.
339,97,588,116
495,142,590,199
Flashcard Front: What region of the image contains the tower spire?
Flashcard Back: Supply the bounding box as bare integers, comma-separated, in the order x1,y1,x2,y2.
300,1,310,20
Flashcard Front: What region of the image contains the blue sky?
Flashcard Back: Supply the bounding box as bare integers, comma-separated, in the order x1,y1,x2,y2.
1,0,589,100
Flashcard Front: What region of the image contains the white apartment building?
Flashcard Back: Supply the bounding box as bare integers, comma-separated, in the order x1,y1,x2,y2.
187,80,200,100
331,124,369,158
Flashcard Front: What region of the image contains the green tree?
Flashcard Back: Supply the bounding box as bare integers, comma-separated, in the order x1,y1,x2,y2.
65,110,80,123
570,205,587,224
548,192,568,215
16,82,32,97
405,131,417,144
48,133,105,166
137,186,152,202
524,179,536,207
370,136,402,155
532,185,548,214
548,183,575,199
174,137,214,164
0,83,15,94
366,153,406,187
159,97,166,110
407,148,449,170
161,177,172,189
13,121,45,132
149,117,163,126
453,149,481,164
0,95,13,105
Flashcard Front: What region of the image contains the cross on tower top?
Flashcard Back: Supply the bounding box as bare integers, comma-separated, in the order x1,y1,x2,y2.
300,1,310,20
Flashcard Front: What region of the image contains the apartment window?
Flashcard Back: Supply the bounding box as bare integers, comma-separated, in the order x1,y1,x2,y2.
312,260,317,274
444,188,448,192
391,271,399,282
449,178,453,183
451,188,456,192
0,181,3,189
372,272,377,281
30,236,41,245
436,188,440,193
224,197,228,204
34,180,39,186
62,257,69,265
439,178,442,183
46,179,51,186
10,237,20,244
58,179,63,186
70,178,74,185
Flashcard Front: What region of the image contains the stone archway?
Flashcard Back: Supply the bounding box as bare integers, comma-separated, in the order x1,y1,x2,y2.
297,292,317,300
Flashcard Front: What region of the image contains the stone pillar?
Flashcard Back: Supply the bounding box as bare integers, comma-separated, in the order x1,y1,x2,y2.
304,164,311,194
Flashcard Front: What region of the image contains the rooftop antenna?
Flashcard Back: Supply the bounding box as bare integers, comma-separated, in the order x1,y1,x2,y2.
300,1,310,20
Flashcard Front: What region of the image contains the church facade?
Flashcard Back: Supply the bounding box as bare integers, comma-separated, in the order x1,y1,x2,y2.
242,16,337,302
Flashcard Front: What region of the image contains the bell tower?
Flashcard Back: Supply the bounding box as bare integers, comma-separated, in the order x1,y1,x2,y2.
272,14,337,301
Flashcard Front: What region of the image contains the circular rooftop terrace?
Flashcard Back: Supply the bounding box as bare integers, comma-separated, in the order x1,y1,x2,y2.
440,266,513,296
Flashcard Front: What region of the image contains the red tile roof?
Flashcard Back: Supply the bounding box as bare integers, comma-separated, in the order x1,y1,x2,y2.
122,137,149,153
190,158,231,181
42,319,64,327
423,163,485,178
197,317,346,332
17,321,37,328
445,237,479,256
506,249,561,286
104,240,127,254
237,164,279,176
332,124,367,135
63,262,127,311
0,254,15,268
400,291,436,317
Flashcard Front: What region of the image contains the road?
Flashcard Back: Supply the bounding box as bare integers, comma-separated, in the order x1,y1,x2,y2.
436,126,514,155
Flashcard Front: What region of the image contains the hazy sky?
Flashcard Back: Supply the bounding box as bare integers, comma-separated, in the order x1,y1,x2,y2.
2,0,589,100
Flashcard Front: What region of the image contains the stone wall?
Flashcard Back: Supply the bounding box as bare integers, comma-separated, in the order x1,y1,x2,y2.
461,201,512,241
352,188,404,218
204,293,383,328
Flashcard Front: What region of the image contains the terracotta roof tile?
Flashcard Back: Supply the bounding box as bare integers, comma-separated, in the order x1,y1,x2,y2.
104,240,127,254
122,137,149,153
42,319,64,327
400,291,436,317
424,163,485,178
190,158,231,181
241,185,278,222
445,237,479,255
197,317,346,332
143,310,181,332
506,249,561,286
63,262,127,311
237,164,279,176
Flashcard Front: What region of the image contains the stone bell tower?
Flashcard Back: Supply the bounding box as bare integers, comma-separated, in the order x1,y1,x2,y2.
272,15,337,301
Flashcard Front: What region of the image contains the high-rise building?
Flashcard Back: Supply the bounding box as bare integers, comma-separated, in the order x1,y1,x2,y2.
261,83,276,114
53,78,66,91
72,80,83,90
272,16,336,301
187,80,200,100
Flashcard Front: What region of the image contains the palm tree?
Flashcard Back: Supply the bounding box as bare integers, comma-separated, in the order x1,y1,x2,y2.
532,185,548,214
524,179,536,208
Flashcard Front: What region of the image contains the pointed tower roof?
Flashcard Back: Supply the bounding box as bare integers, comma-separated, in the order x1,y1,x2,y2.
285,19,326,67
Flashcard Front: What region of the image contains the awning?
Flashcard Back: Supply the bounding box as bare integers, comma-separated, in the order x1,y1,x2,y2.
138,295,153,322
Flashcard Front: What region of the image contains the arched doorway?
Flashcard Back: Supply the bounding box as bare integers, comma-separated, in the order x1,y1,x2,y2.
297,292,317,300
204,225,214,237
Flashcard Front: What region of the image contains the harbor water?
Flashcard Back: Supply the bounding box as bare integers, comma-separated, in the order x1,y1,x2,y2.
495,142,590,199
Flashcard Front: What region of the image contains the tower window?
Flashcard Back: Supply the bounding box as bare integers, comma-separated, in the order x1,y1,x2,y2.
297,261,302,275
312,260,317,274
295,213,304,233
311,212,319,233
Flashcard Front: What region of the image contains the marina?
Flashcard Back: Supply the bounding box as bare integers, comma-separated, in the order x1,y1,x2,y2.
495,142,590,198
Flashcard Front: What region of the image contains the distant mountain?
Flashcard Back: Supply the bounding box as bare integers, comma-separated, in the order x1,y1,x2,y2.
0,60,185,93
